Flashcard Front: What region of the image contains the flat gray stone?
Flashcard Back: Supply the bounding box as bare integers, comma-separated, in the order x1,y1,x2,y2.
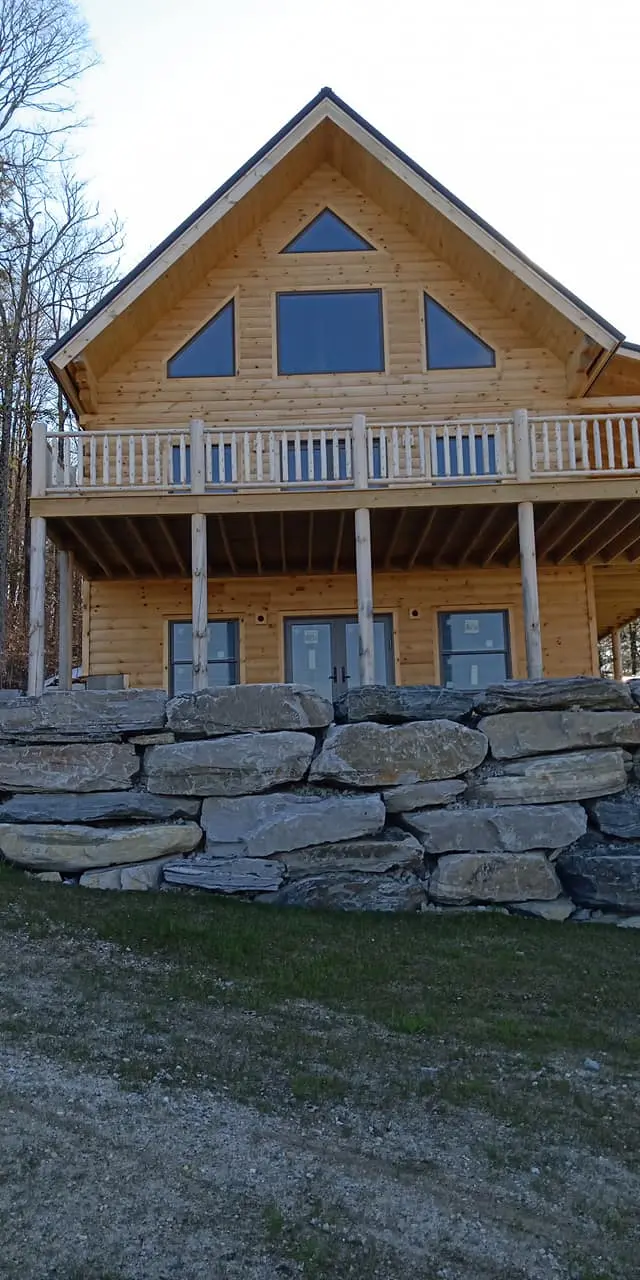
557,835,640,910
144,732,315,797
281,831,424,877
429,852,562,904
269,871,426,912
201,791,384,858
467,749,627,805
0,690,167,743
383,779,467,813
0,821,202,872
29,871,63,883
167,684,332,737
334,685,473,724
0,791,201,824
480,710,640,760
617,916,640,929
0,743,139,794
509,897,575,921
128,732,176,746
400,803,586,853
163,854,284,893
80,856,176,891
474,677,633,715
309,720,487,789
588,791,640,838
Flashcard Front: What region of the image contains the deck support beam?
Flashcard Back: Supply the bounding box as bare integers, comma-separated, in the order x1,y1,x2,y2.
57,549,74,690
517,501,544,679
612,628,624,681
191,513,208,691
28,516,47,697
352,413,375,685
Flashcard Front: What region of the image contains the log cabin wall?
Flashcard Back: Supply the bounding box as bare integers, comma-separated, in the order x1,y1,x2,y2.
87,163,570,428
86,565,597,690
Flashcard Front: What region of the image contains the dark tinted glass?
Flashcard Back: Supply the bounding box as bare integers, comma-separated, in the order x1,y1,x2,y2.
283,209,374,253
442,652,508,688
435,435,497,477
425,295,495,370
169,620,238,695
168,300,235,377
277,291,384,375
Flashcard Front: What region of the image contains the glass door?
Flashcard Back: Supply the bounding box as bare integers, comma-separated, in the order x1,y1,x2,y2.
285,616,394,699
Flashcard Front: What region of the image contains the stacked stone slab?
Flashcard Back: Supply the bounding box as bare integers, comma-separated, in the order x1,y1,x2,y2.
1,678,640,923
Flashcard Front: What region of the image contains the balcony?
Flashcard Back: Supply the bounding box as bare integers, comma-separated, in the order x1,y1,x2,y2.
32,410,640,504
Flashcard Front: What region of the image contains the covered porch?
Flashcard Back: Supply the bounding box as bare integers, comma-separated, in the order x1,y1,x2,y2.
28,495,640,697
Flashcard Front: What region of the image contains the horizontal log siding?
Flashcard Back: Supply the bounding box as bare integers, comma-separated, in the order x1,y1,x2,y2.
88,164,568,427
87,566,595,688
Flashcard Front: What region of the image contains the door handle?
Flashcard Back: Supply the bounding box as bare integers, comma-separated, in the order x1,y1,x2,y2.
341,667,347,683
332,666,338,684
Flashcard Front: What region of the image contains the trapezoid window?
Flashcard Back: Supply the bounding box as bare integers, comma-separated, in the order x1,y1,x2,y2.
277,290,384,375
282,209,374,253
425,294,495,370
167,299,235,378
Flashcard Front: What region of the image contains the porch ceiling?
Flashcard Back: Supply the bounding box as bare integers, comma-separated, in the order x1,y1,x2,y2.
46,499,640,581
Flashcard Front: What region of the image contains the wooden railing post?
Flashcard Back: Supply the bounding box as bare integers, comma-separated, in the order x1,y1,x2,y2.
191,514,208,691
351,414,375,685
517,500,544,679
612,628,623,681
32,420,48,497
513,408,531,482
57,549,74,691
190,418,206,494
28,516,47,697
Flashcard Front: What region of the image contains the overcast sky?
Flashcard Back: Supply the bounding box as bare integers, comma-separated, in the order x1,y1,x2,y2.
76,0,640,338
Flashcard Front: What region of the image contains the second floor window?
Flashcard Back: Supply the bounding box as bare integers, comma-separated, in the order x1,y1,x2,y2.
277,290,384,375
167,299,235,378
425,294,495,370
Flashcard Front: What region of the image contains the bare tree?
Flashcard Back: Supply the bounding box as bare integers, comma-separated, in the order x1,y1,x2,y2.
0,0,94,141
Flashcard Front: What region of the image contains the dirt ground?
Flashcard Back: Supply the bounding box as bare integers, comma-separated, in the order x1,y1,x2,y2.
1,914,639,1279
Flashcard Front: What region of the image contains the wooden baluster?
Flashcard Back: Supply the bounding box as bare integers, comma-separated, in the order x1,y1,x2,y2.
268,430,277,482
154,434,161,485
605,417,615,469
418,426,426,478
230,432,238,483
481,424,490,475
429,427,439,479
567,420,577,471
243,430,251,485
319,429,328,481
76,435,84,487
379,428,388,479
281,430,289,482
632,418,640,469
141,435,149,486
580,419,589,470
455,425,464,476
331,429,339,481
619,418,628,470
468,425,477,476
218,431,226,482
593,419,603,470
307,430,315,481
442,426,451,477
129,435,136,486
554,421,562,471
115,434,123,486
391,427,400,479
102,435,110,486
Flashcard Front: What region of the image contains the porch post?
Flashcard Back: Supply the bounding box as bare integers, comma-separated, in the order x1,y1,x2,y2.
517,501,544,679
612,628,623,681
57,549,74,691
352,413,375,685
28,516,47,697
191,514,208,691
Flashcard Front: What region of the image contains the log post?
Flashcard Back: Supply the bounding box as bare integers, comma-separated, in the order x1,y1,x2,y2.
190,418,206,494
352,413,375,685
191,514,208,691
513,408,531,481
31,420,48,497
517,500,543,679
612,628,623,681
28,516,47,697
57,549,74,691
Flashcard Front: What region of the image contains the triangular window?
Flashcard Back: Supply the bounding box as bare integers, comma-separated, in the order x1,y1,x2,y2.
167,299,235,377
282,209,374,253
425,294,495,370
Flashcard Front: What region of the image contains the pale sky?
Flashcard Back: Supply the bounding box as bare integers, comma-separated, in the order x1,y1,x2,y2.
76,0,640,338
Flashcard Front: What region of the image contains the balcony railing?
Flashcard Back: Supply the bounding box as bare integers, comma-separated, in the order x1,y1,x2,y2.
31,410,640,498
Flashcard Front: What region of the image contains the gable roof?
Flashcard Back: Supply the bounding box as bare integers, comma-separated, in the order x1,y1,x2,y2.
46,87,626,399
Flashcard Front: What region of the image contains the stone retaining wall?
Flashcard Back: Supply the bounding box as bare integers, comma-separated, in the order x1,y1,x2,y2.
2,678,640,923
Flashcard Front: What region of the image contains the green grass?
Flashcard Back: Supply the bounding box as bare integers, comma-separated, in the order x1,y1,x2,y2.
1,861,638,1064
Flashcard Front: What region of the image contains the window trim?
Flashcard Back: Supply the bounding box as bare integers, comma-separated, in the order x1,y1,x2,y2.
280,207,376,254
423,291,496,372
436,609,512,689
166,294,237,380
167,618,241,695
275,288,385,377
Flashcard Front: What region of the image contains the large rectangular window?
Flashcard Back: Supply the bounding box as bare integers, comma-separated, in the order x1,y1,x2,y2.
277,290,384,375
439,611,510,689
169,620,239,695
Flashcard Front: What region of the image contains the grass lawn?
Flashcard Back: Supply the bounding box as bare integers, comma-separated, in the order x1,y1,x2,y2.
1,862,639,1279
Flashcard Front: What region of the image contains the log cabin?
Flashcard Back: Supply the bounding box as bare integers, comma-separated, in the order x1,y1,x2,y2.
32,87,640,699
